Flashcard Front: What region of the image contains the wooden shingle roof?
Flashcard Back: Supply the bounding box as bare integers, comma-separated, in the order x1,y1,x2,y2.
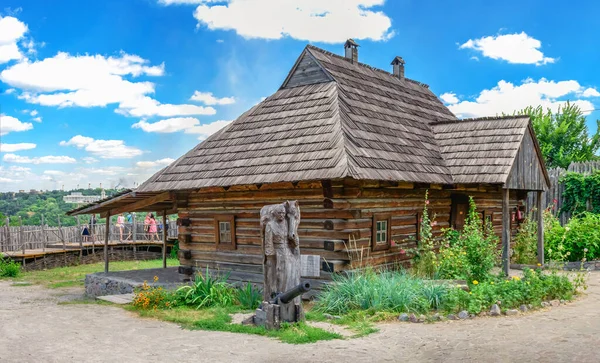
136,45,547,193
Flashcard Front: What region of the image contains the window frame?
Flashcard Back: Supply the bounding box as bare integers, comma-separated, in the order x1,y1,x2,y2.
372,213,391,251
214,215,236,251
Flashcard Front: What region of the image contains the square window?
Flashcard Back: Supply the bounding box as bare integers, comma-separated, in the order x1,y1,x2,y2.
372,215,391,251
215,216,236,250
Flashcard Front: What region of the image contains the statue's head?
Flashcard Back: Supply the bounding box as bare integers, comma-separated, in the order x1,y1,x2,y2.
285,200,301,244
272,205,286,222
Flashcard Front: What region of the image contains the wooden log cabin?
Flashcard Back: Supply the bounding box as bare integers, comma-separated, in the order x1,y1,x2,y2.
68,39,550,285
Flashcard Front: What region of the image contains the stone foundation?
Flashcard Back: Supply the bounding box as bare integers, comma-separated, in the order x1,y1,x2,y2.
85,267,185,297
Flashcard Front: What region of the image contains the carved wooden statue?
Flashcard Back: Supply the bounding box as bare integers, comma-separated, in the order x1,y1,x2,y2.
257,200,305,326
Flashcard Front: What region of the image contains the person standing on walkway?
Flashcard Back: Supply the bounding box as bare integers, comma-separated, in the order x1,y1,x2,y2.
116,213,125,241
148,213,159,241
89,214,97,242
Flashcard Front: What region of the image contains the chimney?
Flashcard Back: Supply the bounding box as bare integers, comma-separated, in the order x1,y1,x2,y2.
391,56,405,79
344,39,359,64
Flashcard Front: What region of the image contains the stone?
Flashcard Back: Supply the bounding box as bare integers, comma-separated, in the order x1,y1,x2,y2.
447,314,458,320
253,308,267,326
398,313,409,322
550,299,560,307
323,313,335,320
419,314,427,322
505,309,519,316
519,304,528,313
432,313,441,321
560,299,566,305
458,311,469,320
541,301,550,308
490,304,501,316
528,304,533,310
409,313,422,323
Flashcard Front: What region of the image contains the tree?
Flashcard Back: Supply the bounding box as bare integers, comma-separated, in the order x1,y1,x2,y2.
516,102,600,169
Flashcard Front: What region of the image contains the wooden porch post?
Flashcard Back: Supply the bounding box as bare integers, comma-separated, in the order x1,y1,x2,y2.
162,211,167,269
104,213,111,273
537,190,544,266
502,188,510,276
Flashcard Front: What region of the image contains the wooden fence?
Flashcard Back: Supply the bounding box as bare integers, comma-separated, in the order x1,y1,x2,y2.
0,217,178,253
526,161,600,225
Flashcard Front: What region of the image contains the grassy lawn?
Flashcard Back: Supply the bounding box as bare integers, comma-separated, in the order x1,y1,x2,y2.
12,258,179,289
128,305,343,344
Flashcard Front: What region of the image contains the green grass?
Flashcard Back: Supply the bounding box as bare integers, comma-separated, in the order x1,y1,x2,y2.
129,305,342,344
13,258,178,289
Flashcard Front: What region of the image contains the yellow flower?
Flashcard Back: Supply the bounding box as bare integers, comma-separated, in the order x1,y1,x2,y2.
472,280,479,285
537,263,542,267
469,292,472,294
512,276,521,281
490,282,494,285
153,276,159,283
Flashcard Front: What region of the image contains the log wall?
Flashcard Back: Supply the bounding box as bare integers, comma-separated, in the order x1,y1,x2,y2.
176,179,525,281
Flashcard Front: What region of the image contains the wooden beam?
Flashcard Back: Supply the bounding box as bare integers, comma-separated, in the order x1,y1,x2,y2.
104,212,110,273
162,210,167,269
502,188,510,276
109,191,174,216
537,190,544,265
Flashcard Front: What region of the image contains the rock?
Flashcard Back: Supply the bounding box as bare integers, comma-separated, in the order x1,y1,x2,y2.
505,309,519,316
398,313,409,322
550,299,560,307
559,299,566,305
490,304,501,316
333,315,342,320
458,311,469,320
541,301,550,308
432,313,441,321
519,304,528,313
254,309,267,326
479,312,488,317
447,314,458,320
409,313,418,323
419,314,426,322
528,304,533,310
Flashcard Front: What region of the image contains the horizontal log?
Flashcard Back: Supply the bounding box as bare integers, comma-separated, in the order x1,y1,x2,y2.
322,259,349,273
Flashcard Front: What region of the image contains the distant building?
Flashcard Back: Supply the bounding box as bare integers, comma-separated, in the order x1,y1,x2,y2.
63,190,106,204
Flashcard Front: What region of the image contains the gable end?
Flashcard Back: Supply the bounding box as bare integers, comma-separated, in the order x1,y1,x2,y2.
505,125,549,191
280,49,333,89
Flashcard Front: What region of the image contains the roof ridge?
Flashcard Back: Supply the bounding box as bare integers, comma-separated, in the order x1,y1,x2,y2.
305,44,430,89
430,115,530,125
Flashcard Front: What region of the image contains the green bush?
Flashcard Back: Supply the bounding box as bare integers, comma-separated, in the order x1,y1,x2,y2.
237,282,262,310
177,268,237,309
411,191,438,278
545,212,600,262
315,268,448,315
0,257,20,278
512,211,538,265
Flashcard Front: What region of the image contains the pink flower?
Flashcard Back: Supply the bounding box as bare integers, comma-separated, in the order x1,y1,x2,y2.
553,198,558,204
399,249,406,255
425,200,430,205
431,221,438,227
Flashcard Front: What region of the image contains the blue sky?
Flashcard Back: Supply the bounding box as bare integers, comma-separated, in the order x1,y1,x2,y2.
1,0,599,192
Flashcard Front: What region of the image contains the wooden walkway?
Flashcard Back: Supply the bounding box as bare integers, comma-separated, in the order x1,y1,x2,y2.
1,240,169,259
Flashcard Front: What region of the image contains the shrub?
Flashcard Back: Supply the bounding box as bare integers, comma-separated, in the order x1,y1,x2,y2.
132,277,178,310
411,191,438,278
177,268,236,309
459,198,500,281
512,210,538,265
315,268,448,315
237,282,262,310
0,257,20,278
436,238,468,280
546,212,600,262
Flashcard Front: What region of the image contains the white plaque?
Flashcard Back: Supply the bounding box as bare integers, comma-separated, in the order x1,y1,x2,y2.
301,254,320,277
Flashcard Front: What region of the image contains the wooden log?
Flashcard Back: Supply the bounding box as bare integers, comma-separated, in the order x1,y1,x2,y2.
41,215,46,253
537,190,544,265
19,216,24,254
5,217,10,252
104,213,110,273
162,211,167,269
502,188,510,276
76,215,82,262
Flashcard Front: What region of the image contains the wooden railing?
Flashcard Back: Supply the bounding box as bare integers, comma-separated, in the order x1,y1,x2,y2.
0,217,178,253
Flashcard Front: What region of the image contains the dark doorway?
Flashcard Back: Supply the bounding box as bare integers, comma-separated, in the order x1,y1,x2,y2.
451,194,470,230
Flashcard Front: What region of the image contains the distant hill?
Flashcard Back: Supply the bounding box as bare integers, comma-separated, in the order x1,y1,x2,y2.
0,189,124,227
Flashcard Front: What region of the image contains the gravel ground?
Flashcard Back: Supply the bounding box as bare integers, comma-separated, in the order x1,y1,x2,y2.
1,271,599,363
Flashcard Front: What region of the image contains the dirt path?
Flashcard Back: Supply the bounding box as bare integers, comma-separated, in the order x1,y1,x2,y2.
1,272,599,363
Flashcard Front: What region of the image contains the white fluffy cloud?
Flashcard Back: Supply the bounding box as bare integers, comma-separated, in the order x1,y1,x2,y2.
136,158,175,168
59,135,143,159
1,51,215,117
190,91,235,105
0,142,36,152
0,115,33,135
440,92,459,105
0,15,27,63
160,0,393,43
132,117,200,133
185,119,232,140
582,88,600,97
82,157,99,164
443,78,598,118
460,32,555,65
3,153,76,164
